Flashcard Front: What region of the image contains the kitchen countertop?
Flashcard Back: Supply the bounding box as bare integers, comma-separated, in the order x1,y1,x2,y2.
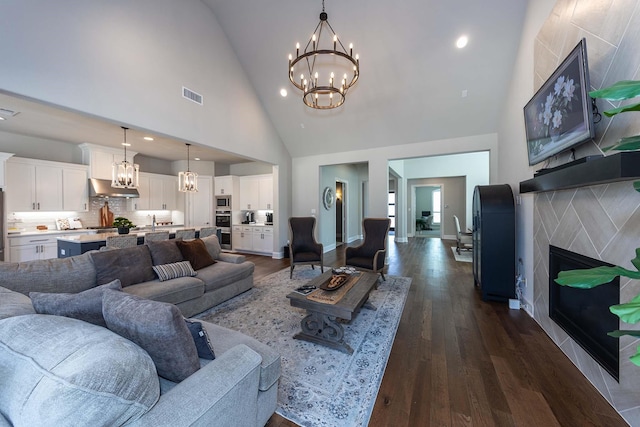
56,226,206,243
7,229,98,237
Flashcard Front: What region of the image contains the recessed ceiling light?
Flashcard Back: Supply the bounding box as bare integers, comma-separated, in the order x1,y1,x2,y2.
280,88,288,97
456,35,468,49
121,143,131,147
194,157,200,161
143,136,154,141
0,117,5,121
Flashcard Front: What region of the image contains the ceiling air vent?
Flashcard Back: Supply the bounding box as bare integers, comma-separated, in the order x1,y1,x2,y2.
182,86,203,105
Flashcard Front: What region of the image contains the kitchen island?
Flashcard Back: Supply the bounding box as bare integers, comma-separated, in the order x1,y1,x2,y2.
56,227,209,258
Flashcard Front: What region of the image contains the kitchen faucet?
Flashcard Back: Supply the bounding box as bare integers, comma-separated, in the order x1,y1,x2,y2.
152,215,156,231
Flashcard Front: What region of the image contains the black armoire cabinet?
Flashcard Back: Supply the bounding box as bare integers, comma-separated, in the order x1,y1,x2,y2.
472,184,515,302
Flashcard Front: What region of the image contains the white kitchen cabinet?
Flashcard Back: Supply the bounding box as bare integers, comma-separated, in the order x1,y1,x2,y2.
215,175,239,196
232,225,253,251
6,158,63,212
80,143,137,181
133,173,177,211
251,226,273,254
9,235,58,262
239,174,272,210
62,166,89,211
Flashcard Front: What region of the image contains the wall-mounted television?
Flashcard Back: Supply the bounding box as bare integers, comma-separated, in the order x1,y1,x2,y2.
524,39,595,166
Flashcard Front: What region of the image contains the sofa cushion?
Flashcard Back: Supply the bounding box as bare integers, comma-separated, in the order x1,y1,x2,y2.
124,276,204,305
146,239,183,266
0,314,159,426
196,261,255,293
91,245,155,287
199,321,280,392
102,290,200,382
152,261,197,282
0,252,97,295
185,319,216,360
0,286,36,320
201,234,222,259
30,279,122,327
176,239,216,270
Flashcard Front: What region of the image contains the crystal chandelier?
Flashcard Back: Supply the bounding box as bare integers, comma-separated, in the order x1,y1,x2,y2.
288,0,359,109
111,126,139,189
178,143,198,192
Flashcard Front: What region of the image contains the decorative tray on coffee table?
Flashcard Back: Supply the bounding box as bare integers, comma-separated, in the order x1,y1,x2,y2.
319,267,358,291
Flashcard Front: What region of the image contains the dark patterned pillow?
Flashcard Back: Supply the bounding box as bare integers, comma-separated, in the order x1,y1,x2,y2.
184,319,216,360
175,239,216,270
30,280,122,327
152,261,197,282
102,290,200,382
146,240,183,266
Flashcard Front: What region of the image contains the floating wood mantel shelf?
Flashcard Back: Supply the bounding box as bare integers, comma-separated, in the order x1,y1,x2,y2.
519,152,640,193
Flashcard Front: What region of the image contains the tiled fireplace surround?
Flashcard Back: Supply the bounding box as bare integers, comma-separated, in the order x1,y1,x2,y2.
533,180,640,422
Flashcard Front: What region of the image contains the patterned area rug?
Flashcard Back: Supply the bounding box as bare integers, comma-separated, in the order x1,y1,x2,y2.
451,246,472,262
196,267,411,427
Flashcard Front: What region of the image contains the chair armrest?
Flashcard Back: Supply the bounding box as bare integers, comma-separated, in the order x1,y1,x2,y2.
131,344,262,427
217,253,247,264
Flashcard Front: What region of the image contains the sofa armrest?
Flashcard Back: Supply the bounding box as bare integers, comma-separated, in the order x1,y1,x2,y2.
131,344,262,427
217,253,247,264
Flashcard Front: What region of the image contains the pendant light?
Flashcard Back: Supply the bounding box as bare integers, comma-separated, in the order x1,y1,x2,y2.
111,126,140,189
178,143,198,192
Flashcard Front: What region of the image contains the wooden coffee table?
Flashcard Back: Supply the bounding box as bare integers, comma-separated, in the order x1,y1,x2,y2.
286,271,379,354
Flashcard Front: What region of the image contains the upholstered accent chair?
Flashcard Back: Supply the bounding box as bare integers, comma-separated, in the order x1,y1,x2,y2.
198,227,217,238
175,228,196,240
454,215,472,254
143,231,170,243
346,218,391,280
288,217,324,279
105,235,138,249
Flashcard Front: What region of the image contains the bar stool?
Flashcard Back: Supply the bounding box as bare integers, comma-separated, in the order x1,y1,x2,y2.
198,227,217,238
175,228,196,240
105,235,138,249
144,231,170,244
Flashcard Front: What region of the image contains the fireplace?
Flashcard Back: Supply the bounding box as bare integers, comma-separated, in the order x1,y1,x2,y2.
549,245,620,381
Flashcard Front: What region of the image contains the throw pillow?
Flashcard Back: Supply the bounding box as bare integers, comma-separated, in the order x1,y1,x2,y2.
146,240,183,266
90,245,156,287
56,218,70,230
152,261,197,282
102,290,200,382
184,319,216,360
175,239,216,270
201,235,222,260
30,280,122,327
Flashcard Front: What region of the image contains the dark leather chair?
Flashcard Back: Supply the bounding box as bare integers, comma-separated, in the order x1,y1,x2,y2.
288,217,324,279
346,218,391,280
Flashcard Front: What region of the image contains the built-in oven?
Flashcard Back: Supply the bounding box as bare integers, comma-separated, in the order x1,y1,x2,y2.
215,211,231,228
217,227,231,250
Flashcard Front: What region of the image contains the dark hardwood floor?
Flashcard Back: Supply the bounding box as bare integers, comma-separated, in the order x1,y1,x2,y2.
248,237,627,427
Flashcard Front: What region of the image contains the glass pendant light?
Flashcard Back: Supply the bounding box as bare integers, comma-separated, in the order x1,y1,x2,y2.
178,143,198,192
111,126,140,189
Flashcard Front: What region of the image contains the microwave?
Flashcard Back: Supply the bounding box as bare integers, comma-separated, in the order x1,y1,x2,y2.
216,196,230,208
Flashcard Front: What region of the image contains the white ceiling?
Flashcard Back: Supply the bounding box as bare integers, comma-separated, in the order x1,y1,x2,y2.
0,0,529,163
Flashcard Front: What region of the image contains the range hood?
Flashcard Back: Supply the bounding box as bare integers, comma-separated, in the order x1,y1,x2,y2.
89,178,139,198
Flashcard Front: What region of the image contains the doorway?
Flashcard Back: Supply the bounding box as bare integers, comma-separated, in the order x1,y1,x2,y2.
335,181,346,246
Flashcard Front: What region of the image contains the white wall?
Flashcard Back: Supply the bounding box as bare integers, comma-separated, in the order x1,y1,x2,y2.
292,133,498,241
0,0,292,253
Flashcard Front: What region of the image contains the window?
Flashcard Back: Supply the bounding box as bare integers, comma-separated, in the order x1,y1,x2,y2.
388,192,396,230
432,189,441,224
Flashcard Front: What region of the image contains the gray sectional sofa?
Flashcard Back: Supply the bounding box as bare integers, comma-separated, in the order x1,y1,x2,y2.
0,235,281,426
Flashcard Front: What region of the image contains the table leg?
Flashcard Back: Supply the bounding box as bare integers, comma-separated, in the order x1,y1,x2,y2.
293,311,353,354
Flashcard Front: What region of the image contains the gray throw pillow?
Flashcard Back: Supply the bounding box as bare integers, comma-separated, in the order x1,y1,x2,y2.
102,290,200,382
91,245,156,287
184,319,216,360
30,280,122,327
201,235,222,260
146,240,184,266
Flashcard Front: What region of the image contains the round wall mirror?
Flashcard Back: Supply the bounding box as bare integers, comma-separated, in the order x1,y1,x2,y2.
322,186,335,210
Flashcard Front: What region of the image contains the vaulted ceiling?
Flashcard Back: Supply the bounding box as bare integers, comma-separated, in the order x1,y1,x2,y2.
0,0,529,163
